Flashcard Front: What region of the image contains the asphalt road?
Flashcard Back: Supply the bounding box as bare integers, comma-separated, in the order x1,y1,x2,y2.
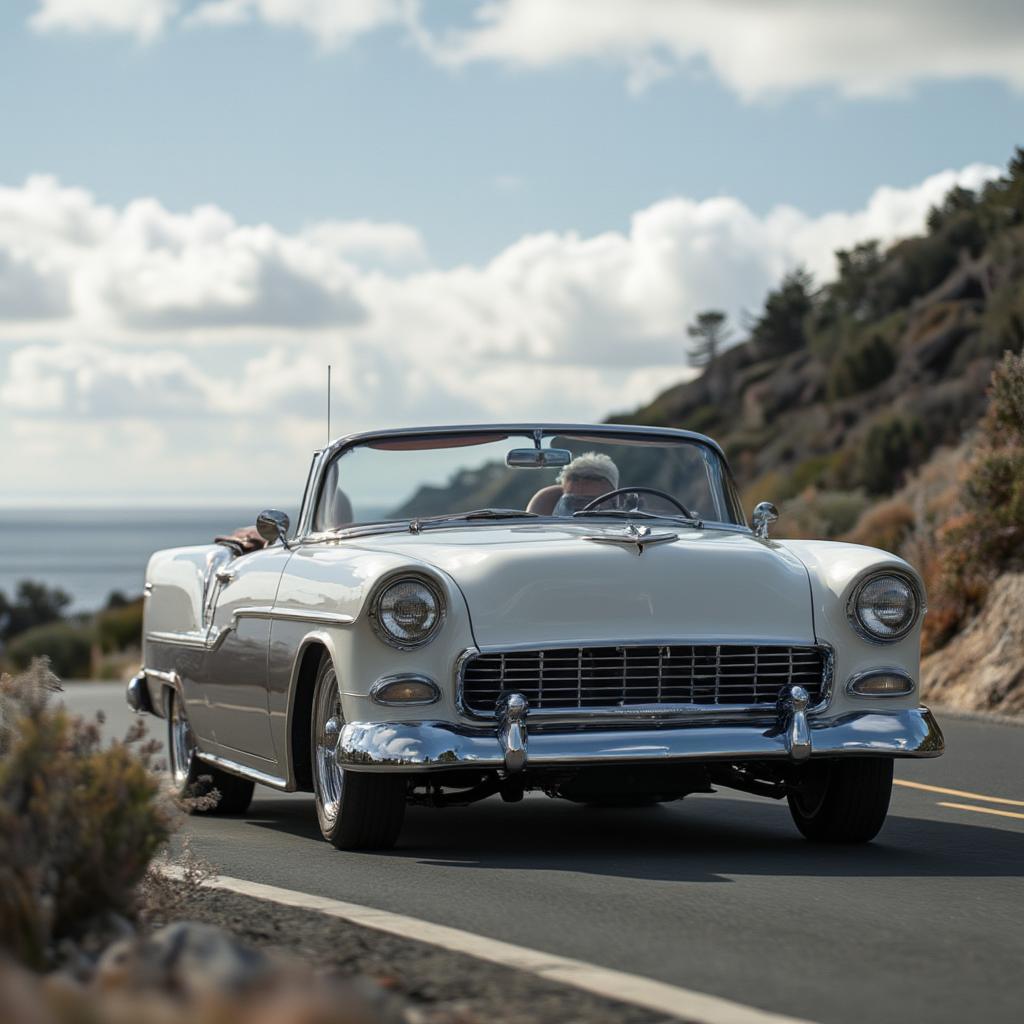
66,683,1023,1024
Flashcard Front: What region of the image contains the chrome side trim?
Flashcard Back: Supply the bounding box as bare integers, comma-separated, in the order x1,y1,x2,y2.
336,707,945,772
194,750,290,791
232,606,355,626
145,628,231,652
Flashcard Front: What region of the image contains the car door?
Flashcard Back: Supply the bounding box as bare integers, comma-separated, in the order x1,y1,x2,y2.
198,546,292,761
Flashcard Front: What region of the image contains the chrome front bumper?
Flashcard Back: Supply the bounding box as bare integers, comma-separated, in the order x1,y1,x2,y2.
337,703,944,773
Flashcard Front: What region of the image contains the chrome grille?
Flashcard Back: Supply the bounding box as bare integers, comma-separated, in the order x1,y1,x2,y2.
460,644,827,715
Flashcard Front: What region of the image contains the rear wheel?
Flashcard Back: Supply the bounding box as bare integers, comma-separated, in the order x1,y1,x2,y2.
787,757,894,843
166,689,254,815
311,654,407,850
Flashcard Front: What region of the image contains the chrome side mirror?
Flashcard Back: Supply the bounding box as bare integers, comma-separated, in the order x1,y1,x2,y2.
256,509,291,548
752,501,779,540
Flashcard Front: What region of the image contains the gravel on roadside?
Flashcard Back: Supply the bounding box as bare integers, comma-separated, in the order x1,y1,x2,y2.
173,881,687,1024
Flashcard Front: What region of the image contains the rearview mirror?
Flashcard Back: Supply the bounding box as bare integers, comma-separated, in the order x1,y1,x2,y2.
506,447,573,469
256,509,291,548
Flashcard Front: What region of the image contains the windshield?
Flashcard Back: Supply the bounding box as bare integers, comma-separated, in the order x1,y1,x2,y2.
310,430,745,531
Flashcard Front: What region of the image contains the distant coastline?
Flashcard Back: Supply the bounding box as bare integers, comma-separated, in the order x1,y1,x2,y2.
0,507,287,614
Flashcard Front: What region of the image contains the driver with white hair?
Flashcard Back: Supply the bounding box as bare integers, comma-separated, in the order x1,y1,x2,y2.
551,452,620,517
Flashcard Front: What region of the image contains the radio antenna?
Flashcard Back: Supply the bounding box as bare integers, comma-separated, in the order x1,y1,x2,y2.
327,364,332,444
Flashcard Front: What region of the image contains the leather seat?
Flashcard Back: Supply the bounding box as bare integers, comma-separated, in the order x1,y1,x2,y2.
527,484,563,515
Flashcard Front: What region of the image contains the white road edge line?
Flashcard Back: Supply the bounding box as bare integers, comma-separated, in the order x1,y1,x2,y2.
158,865,816,1024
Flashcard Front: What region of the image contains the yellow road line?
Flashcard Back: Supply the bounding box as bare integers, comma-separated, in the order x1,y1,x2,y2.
937,801,1024,821
894,778,1024,808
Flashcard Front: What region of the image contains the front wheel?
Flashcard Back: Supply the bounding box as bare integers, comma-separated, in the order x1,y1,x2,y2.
311,654,407,850
787,757,894,843
166,689,254,815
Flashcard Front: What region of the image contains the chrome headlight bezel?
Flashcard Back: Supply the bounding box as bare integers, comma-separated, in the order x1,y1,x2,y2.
846,571,923,644
368,573,446,650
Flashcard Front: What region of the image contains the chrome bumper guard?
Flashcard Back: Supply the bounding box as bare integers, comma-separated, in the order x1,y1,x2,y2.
337,689,944,773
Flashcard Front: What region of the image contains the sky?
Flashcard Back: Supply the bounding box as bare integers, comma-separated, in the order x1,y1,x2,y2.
1,0,1023,507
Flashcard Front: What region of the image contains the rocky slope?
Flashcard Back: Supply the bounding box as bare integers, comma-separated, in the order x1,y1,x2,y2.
921,573,1024,715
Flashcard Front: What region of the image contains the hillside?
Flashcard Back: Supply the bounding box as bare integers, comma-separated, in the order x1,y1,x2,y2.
397,147,1024,713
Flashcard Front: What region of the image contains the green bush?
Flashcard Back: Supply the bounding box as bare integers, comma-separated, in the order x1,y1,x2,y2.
856,415,924,495
6,621,93,678
96,599,143,654
0,661,176,968
827,333,896,400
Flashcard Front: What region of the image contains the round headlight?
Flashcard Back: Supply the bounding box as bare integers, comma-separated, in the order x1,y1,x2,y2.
371,577,444,648
850,573,919,642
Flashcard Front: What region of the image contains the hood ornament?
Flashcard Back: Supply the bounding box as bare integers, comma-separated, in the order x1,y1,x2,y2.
584,523,678,556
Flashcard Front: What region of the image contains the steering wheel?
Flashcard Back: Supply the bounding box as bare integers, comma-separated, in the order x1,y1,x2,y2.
577,487,697,520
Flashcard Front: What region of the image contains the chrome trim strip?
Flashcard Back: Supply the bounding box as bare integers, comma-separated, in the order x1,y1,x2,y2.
194,750,289,790
846,667,916,697
143,667,181,687
232,606,355,626
336,707,945,772
370,674,441,707
145,628,230,652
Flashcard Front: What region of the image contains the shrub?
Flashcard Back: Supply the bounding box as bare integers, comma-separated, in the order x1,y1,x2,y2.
856,415,924,495
778,489,868,540
844,498,915,553
6,621,94,678
0,580,72,643
96,598,143,654
827,333,896,400
0,661,175,968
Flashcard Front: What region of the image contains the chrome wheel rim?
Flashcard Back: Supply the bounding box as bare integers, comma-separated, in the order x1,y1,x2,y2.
313,669,345,825
169,694,195,788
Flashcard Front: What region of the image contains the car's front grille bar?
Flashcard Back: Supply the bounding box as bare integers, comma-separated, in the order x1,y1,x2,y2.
459,643,828,716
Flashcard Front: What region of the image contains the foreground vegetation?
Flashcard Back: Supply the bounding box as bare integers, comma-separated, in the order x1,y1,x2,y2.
0,661,409,1023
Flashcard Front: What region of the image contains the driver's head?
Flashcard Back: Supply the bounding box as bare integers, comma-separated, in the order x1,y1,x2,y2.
553,452,620,517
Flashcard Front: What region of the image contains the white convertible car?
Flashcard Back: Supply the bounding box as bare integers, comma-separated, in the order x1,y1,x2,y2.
128,424,943,849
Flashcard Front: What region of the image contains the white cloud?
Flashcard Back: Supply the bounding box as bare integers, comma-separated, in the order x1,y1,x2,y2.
0,160,1001,501
420,0,1024,100
30,0,179,41
186,0,410,48
27,1,1024,99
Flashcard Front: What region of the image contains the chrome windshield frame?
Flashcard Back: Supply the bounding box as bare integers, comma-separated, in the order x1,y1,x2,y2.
295,423,746,541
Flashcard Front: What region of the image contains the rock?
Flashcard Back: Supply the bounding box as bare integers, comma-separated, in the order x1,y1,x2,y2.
922,572,1024,715
95,920,278,998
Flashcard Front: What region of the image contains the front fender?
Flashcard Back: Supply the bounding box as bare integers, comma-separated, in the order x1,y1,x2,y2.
780,540,925,717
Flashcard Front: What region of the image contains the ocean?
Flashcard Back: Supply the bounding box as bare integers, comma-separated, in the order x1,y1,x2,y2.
0,507,294,613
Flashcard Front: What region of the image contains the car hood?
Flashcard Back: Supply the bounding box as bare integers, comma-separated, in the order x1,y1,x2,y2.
352,523,815,649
